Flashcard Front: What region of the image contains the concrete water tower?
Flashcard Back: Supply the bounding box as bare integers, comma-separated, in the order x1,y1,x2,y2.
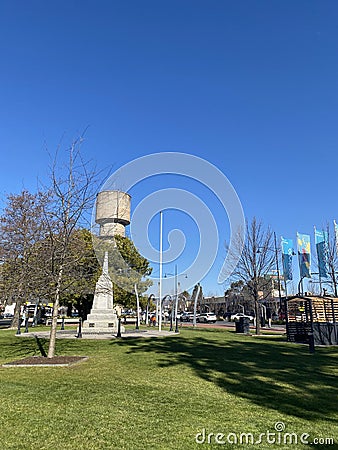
95,190,131,237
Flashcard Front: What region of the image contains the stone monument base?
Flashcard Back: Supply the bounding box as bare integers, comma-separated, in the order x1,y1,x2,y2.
82,309,125,334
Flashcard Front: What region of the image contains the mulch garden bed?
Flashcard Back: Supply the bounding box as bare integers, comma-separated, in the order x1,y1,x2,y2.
2,355,88,367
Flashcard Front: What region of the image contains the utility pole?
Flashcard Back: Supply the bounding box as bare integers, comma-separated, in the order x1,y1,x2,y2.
159,211,163,332
274,232,282,310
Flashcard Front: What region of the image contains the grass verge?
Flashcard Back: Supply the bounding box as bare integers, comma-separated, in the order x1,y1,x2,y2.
0,327,337,449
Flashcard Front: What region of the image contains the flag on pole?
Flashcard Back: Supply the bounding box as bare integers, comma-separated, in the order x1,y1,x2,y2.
334,220,338,254
297,233,311,278
314,228,329,278
281,237,293,281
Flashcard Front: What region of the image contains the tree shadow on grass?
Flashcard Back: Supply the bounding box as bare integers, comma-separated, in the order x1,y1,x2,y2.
112,333,338,422
0,334,49,362
34,336,47,357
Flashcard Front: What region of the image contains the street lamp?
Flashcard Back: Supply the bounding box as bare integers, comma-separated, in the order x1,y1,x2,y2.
274,231,282,308
164,264,187,332
134,283,140,330
159,211,163,332
192,283,201,327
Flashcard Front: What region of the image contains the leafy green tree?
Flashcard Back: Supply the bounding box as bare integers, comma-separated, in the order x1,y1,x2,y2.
94,234,152,309
57,228,101,317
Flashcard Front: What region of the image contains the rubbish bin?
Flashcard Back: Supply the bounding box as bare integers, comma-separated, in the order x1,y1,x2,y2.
235,317,250,333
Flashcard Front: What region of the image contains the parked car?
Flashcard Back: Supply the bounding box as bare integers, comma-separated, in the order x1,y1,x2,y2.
230,313,254,322
197,312,217,323
181,312,195,322
4,313,14,319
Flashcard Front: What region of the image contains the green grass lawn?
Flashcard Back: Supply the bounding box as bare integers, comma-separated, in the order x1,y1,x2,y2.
0,327,337,450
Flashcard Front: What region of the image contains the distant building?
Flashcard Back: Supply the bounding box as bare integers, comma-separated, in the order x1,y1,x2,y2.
203,295,227,315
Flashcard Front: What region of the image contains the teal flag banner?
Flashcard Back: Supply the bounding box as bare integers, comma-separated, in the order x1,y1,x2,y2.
335,220,338,254
314,228,328,278
281,237,293,281
297,233,311,278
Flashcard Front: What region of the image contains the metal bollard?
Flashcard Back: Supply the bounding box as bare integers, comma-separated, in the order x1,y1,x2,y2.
61,317,65,330
308,331,315,354
116,317,122,338
169,316,173,332
24,317,29,333
76,318,82,339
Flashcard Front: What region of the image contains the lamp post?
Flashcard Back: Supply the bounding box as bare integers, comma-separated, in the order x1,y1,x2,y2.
174,268,179,332
134,283,140,330
193,284,201,327
159,211,163,332
164,265,187,330
273,232,283,310
173,264,178,327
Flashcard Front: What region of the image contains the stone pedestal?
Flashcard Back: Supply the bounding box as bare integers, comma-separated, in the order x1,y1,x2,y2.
83,252,124,334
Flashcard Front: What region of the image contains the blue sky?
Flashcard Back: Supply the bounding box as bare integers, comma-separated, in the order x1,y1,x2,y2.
1,1,337,296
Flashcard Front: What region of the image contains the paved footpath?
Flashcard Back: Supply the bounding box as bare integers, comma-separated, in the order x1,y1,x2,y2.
14,322,286,340
16,329,179,340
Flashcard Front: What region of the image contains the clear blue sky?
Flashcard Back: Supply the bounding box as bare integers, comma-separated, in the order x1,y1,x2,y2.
1,1,337,296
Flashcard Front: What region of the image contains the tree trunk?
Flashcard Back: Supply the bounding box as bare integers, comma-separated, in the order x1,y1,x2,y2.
332,270,337,297
255,300,261,335
47,265,63,358
11,300,21,329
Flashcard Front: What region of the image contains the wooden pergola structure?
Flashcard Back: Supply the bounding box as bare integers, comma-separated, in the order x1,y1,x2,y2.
286,295,338,346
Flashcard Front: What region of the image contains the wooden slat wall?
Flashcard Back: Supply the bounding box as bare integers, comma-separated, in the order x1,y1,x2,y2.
311,298,338,323
287,297,338,323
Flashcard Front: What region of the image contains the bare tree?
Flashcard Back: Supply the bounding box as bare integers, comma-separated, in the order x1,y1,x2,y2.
227,217,275,334
310,223,338,297
0,190,48,327
43,135,99,358
326,223,338,296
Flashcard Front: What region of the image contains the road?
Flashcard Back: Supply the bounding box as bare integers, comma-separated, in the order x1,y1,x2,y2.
180,320,286,333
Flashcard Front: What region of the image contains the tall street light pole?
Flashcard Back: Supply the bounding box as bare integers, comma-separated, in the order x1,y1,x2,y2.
174,264,178,322
274,231,283,310
193,284,201,327
134,283,140,330
159,211,163,332
173,264,180,332
165,265,187,332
